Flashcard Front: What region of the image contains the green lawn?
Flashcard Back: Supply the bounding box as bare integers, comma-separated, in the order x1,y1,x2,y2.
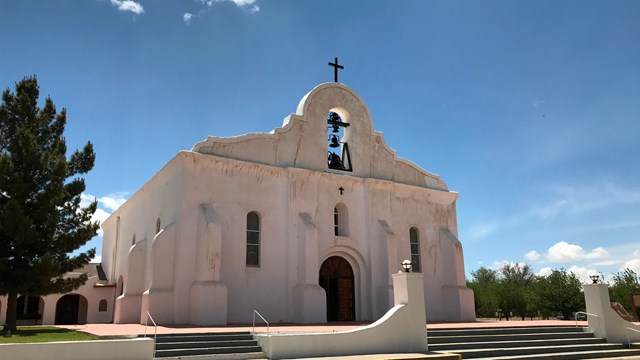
0,326,99,344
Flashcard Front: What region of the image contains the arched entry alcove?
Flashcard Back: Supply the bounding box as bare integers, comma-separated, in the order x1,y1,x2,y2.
16,295,44,325
55,294,88,325
319,256,355,321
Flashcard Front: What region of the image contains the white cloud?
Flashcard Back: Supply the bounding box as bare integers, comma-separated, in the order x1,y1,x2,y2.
230,0,256,6
97,193,128,212
537,267,552,277
566,265,602,284
197,0,260,14
491,260,527,271
81,192,129,236
183,12,194,24
80,193,96,208
622,250,640,273
524,250,541,261
546,241,610,263
110,0,144,14
537,265,603,284
92,208,111,236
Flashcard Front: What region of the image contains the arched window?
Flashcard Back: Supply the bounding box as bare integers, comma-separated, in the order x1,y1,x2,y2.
246,212,260,267
410,227,421,273
98,299,108,312
156,218,161,234
334,203,349,236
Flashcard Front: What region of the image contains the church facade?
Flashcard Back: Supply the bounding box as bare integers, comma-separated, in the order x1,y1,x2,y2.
99,82,475,325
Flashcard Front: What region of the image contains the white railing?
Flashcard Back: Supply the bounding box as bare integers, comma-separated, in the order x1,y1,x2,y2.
144,311,158,357
626,327,640,349
252,310,271,359
575,311,601,336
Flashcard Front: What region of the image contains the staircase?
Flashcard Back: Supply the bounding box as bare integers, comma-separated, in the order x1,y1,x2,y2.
428,325,640,359
149,331,267,359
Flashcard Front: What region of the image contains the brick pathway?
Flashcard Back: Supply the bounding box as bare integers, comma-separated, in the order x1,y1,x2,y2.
59,319,598,337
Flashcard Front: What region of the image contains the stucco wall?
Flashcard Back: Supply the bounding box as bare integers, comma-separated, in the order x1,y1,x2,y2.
257,273,428,359
0,275,115,326
584,283,640,343
0,338,153,360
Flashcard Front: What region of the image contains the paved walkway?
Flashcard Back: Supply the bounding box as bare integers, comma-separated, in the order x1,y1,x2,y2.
60,319,595,337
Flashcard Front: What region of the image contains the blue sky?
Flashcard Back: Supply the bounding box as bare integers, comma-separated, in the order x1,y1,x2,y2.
1,0,639,282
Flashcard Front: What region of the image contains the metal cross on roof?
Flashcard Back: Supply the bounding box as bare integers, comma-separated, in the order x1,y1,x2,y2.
328,57,344,83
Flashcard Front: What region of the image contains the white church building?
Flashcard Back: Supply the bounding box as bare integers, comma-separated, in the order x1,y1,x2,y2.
0,81,475,326
101,81,475,325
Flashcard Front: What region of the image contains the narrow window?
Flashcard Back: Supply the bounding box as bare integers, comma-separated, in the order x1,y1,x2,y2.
156,218,161,234
410,227,421,273
98,299,108,312
246,212,260,267
334,207,340,236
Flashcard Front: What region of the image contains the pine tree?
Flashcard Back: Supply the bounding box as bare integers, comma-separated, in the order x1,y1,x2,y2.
0,76,98,333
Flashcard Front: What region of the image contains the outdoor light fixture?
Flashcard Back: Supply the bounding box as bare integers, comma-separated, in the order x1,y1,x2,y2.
590,274,599,284
402,259,412,273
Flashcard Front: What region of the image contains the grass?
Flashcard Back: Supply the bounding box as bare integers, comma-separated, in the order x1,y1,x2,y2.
0,326,99,344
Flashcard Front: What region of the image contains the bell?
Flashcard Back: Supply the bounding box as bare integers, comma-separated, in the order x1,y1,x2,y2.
329,135,340,148
328,112,342,133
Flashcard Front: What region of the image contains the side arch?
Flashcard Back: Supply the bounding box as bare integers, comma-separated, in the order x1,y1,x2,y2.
55,294,88,325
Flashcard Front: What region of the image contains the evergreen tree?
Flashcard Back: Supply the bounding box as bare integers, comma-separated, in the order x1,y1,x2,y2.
0,76,98,333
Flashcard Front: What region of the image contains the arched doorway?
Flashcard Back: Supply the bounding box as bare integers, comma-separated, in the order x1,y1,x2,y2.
16,295,44,325
319,256,355,321
55,294,88,325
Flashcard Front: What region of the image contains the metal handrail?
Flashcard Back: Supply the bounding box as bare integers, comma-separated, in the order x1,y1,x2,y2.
252,310,271,359
626,327,640,349
575,311,601,336
144,311,158,357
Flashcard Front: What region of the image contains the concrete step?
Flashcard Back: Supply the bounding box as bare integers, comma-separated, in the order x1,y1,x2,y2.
429,336,605,351
469,348,640,359
155,345,263,358
158,353,267,360
156,340,258,350
152,332,254,342
150,331,265,359
449,343,628,358
428,331,595,344
428,326,586,337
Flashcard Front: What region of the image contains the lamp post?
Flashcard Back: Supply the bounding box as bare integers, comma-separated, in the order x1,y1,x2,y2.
402,260,412,273
589,274,600,284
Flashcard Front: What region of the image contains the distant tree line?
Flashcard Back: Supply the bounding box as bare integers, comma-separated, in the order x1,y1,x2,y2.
467,264,640,321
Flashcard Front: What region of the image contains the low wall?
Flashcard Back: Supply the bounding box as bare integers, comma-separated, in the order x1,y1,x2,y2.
584,283,640,344
256,272,429,359
0,337,153,360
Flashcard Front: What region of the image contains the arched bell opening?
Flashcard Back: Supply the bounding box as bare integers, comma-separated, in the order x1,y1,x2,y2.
326,110,352,172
